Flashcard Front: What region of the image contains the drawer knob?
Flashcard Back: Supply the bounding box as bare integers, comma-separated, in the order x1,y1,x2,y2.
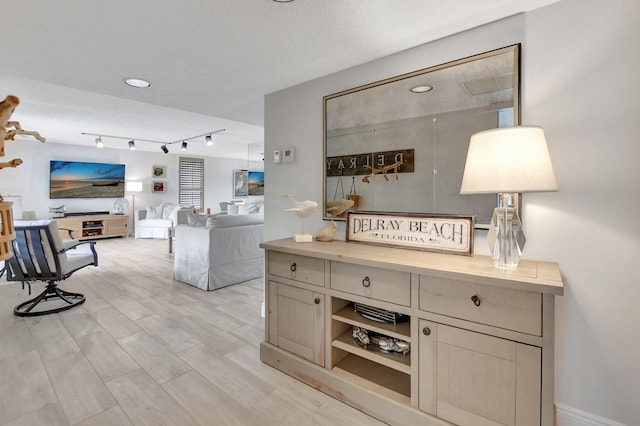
423,327,431,336
290,262,297,272
362,276,371,287
314,297,321,304
471,294,481,307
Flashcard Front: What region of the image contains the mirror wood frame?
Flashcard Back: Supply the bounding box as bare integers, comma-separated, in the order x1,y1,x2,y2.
323,44,521,228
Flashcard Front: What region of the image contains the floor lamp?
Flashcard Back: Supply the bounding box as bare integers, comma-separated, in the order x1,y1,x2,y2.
125,181,143,237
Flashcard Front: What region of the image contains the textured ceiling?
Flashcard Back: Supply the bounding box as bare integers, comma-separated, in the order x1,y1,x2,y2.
0,0,561,159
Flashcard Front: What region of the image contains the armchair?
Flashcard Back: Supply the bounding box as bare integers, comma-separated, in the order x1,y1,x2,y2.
6,220,98,316
134,203,190,239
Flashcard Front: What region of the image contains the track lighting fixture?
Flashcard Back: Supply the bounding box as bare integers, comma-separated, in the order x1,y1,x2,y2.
82,129,225,151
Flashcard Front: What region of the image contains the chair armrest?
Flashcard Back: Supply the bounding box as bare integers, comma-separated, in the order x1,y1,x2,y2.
175,208,191,225
62,240,99,266
61,239,80,251
134,209,147,222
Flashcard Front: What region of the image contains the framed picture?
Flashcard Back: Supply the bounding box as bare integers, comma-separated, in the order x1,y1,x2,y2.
152,165,166,178
234,170,248,197
248,171,264,195
346,211,475,256
152,181,166,193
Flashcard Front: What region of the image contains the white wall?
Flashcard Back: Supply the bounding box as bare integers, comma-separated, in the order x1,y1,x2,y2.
264,0,640,424
0,141,261,222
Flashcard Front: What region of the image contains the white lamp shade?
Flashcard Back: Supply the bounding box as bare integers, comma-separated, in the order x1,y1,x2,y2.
460,126,558,194
125,181,143,192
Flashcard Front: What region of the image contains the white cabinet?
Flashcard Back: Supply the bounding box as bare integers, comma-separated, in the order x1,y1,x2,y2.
260,239,563,425
267,281,325,366
265,251,326,366
419,320,540,426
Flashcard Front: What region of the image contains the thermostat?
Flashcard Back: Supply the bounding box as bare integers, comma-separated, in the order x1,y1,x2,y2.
283,148,295,162
273,149,281,163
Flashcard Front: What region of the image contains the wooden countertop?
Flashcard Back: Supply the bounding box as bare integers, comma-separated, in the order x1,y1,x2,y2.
261,238,564,296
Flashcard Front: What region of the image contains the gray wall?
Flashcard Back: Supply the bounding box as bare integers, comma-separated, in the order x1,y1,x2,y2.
264,0,640,423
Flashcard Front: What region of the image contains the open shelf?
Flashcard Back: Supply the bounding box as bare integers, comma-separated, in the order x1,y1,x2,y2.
332,353,411,401
332,304,410,341
82,220,104,237
332,330,411,374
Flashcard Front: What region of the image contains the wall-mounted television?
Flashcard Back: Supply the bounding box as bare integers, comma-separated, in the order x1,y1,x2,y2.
50,160,126,199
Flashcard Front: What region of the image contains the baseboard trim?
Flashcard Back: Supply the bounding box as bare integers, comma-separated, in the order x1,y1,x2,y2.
556,403,626,426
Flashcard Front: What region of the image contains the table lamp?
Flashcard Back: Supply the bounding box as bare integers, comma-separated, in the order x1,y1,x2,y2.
125,181,143,236
460,126,558,270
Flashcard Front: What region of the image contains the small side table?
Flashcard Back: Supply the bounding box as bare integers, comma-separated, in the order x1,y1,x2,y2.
168,227,175,253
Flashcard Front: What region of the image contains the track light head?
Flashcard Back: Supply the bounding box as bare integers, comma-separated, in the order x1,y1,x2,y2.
205,134,213,146
161,144,169,154
95,136,104,148
128,140,136,150
181,141,188,151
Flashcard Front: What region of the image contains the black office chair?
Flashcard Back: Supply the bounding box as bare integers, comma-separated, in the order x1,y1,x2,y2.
6,220,98,316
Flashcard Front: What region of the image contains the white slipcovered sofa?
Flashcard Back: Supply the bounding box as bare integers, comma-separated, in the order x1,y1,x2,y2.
173,213,264,291
134,203,190,239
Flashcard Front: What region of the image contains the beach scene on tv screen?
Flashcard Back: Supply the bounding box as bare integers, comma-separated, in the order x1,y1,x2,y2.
50,161,125,199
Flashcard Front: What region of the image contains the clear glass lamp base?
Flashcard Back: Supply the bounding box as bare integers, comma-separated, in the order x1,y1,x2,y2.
487,194,526,270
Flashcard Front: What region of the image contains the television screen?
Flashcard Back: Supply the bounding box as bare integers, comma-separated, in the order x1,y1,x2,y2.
50,160,126,199
248,171,264,196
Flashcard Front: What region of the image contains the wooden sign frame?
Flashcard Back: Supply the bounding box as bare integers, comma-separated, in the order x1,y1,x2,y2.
346,211,474,256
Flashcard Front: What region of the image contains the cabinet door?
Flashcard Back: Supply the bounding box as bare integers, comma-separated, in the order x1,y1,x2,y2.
268,281,325,366
55,218,82,239
419,320,541,426
104,216,128,236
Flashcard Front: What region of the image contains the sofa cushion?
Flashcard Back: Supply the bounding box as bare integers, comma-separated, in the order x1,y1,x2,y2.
162,203,181,219
138,218,172,228
187,212,207,227
146,205,162,219
209,213,264,229
237,203,262,215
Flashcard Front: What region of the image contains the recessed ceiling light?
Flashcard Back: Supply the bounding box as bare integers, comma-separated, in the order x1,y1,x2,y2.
124,78,151,88
410,85,434,93
272,0,294,3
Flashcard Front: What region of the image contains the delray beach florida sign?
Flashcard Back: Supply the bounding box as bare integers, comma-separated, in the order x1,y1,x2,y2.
346,211,474,255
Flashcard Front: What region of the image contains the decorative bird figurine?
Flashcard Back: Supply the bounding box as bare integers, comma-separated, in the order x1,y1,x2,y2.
281,194,318,218
279,194,318,242
316,221,337,242
325,199,354,217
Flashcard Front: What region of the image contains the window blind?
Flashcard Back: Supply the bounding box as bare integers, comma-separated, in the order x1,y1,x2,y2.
178,157,204,209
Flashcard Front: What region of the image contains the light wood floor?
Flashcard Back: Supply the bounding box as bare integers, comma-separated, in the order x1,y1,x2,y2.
0,237,385,426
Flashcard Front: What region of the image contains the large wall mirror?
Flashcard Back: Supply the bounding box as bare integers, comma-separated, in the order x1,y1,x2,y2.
323,44,520,228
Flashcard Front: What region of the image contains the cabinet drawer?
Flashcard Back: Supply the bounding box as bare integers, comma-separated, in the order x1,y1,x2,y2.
331,262,411,307
419,276,541,336
268,251,325,286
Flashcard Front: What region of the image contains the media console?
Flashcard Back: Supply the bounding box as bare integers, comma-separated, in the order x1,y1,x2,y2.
54,214,128,240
